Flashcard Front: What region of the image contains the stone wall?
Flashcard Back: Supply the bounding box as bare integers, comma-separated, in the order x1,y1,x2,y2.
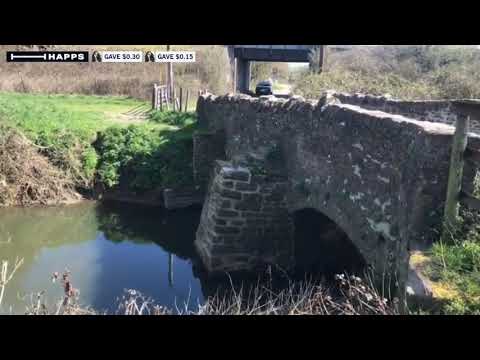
331,92,480,134
195,160,293,273
194,92,480,290
192,130,226,190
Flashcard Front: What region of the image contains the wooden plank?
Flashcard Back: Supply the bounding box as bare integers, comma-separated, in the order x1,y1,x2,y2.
460,191,480,211
443,115,470,235
159,88,163,112
179,87,183,113
152,84,157,110
166,45,174,106
465,147,480,167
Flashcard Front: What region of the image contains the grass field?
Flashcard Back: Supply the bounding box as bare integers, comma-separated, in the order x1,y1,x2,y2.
0,92,196,192
0,92,154,136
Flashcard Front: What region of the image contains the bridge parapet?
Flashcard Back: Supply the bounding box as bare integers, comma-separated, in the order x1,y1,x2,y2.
330,92,480,134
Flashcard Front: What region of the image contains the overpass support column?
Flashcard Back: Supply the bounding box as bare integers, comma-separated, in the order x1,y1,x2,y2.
309,45,325,74
236,58,251,94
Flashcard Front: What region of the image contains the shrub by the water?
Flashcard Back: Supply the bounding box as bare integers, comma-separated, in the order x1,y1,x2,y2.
95,122,197,191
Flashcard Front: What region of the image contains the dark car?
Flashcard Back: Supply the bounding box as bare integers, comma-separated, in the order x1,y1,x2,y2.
255,80,273,96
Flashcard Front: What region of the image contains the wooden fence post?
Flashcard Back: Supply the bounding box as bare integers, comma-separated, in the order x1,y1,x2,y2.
152,84,158,110
179,87,183,113
185,90,189,112
442,114,470,240
159,86,163,112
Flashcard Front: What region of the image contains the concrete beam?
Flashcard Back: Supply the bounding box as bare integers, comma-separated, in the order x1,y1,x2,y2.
233,48,311,63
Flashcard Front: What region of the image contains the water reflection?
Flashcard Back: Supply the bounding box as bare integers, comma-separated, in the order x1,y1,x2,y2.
0,202,205,314
0,201,368,314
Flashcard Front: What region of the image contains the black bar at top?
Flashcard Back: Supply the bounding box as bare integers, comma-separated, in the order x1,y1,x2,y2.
6,51,89,62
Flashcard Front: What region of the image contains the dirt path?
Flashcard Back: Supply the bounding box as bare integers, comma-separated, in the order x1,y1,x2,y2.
104,104,151,124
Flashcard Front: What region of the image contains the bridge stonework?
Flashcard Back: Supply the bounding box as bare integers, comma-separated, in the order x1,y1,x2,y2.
194,92,480,290
195,160,294,272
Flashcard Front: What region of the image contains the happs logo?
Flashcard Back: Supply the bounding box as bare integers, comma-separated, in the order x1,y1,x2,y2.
6,51,89,62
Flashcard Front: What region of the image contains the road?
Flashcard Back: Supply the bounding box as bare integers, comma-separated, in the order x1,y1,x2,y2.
273,83,292,97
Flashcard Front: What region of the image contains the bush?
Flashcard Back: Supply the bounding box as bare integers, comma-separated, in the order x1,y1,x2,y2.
294,70,439,100
95,123,197,191
148,110,196,127
295,45,480,101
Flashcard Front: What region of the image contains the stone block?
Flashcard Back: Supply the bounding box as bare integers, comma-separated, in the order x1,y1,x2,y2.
214,226,241,234
230,220,245,226
220,188,242,200
211,215,227,226
220,166,251,182
235,182,259,192
234,194,262,211
220,200,232,209
217,209,240,218
222,181,234,189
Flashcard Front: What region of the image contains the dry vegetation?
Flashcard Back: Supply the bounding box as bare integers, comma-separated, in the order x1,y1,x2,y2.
0,45,232,100
0,260,400,315
194,274,399,315
293,45,480,100
0,126,81,207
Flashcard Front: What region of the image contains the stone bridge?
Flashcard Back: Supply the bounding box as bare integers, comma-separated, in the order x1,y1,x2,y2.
192,91,480,291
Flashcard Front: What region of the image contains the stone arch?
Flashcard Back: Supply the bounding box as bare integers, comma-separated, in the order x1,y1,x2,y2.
289,201,369,263
289,197,407,293
291,207,367,278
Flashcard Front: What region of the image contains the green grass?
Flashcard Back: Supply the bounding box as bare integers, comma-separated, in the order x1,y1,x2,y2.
95,111,197,191
0,93,149,187
0,92,196,191
149,110,196,127
424,197,480,315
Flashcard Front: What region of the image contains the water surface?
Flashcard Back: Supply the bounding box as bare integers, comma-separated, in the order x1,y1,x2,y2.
0,201,368,314
0,201,205,314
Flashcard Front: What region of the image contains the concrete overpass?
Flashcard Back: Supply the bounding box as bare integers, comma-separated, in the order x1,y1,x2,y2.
227,45,324,93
